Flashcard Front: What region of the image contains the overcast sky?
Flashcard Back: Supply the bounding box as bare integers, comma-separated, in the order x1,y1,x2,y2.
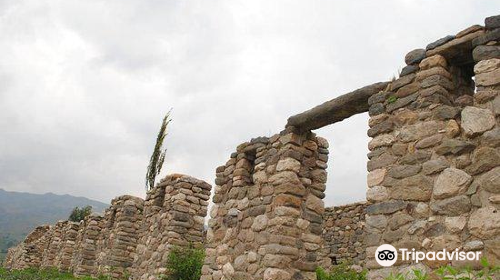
0,0,498,206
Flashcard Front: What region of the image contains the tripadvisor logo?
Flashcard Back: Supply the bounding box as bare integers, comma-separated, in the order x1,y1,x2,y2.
375,244,398,267
375,244,482,267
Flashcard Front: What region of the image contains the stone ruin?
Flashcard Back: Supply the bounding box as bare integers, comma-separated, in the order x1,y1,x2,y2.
4,14,500,280
133,174,211,280
4,175,211,280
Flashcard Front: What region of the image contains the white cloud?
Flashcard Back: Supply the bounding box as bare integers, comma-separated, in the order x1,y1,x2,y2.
0,0,498,206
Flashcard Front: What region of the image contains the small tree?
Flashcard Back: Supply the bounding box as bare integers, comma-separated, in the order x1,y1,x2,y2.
145,111,171,191
68,206,92,222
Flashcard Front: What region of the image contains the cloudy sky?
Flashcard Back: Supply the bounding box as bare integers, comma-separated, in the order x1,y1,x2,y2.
0,0,498,206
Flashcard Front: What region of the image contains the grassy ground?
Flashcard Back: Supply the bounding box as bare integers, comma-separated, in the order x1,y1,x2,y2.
0,268,112,280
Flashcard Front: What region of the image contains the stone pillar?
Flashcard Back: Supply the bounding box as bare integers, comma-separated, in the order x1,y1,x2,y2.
55,221,80,271
40,221,66,268
97,195,144,279
365,17,500,279
72,214,105,277
201,129,329,280
133,174,211,280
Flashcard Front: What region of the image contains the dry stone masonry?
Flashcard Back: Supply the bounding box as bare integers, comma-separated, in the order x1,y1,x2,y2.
201,131,329,280
4,175,211,280
4,225,51,270
364,15,500,280
322,202,367,266
133,174,211,280
72,214,105,277
4,14,500,280
38,221,80,271
40,221,67,269
96,195,144,278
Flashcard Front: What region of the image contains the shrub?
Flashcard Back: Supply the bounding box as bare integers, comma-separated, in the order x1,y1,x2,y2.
385,258,499,280
0,267,116,280
385,269,428,280
68,206,92,222
316,262,367,280
163,245,205,280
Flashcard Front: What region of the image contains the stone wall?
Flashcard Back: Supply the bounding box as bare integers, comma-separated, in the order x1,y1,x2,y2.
55,221,80,271
72,214,105,277
37,221,81,271
322,202,367,266
365,16,500,279
4,225,51,270
4,14,500,280
40,221,67,269
133,174,211,280
201,130,329,280
3,174,211,280
96,195,144,279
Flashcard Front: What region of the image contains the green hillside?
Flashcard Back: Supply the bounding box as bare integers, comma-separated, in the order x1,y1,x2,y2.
0,189,108,262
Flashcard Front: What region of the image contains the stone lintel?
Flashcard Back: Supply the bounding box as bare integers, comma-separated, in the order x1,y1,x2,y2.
427,29,484,66
286,81,389,132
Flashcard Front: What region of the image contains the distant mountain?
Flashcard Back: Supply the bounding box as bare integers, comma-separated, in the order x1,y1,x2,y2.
0,189,108,261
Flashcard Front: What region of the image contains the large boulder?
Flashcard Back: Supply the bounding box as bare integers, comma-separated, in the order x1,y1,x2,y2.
433,168,473,199
390,175,433,201
468,206,500,239
461,107,495,136
430,195,471,216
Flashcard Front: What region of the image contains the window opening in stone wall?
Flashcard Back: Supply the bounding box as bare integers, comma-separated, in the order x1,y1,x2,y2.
317,113,369,206
243,149,256,185
316,113,369,266
449,62,476,98
444,43,477,99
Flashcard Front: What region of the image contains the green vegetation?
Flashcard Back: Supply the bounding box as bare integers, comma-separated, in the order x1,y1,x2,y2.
0,267,112,280
386,269,428,280
68,205,93,222
146,111,171,191
317,258,499,280
316,262,367,280
0,258,498,280
387,258,499,280
387,95,398,104
162,245,205,280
